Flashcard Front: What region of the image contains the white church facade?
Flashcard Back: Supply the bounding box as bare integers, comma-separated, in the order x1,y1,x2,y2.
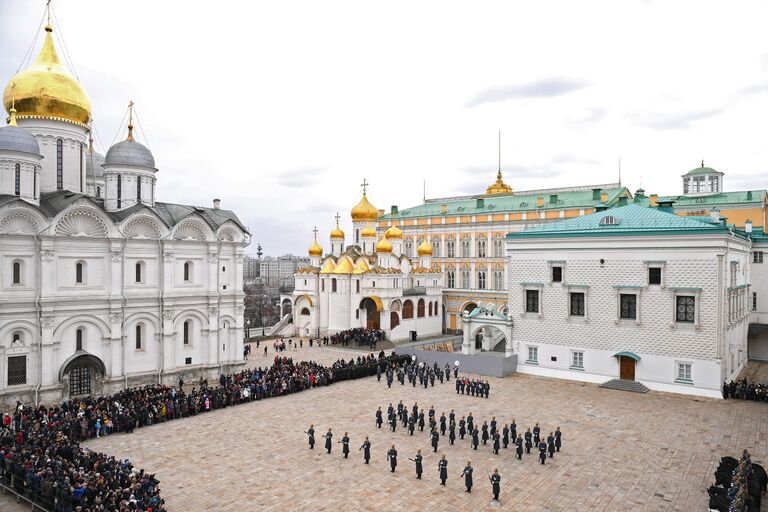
0,20,248,405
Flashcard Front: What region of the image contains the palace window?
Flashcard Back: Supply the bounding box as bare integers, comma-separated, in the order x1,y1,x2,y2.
461,239,471,258
526,346,538,363
571,351,584,368
117,174,122,209
56,139,63,190
569,292,585,316
552,266,562,283
730,262,738,287
76,328,83,351
461,270,470,289
403,300,414,319
431,240,441,257
404,241,413,257
183,321,191,345
75,261,85,284
676,362,692,382
493,270,503,291
477,240,486,258
417,299,425,318
446,240,455,258
493,238,503,258
447,270,455,289
135,262,144,283
754,251,764,264
477,270,486,290
332,278,337,293
14,163,20,196
525,290,539,313
675,296,695,323
753,292,758,312
7,356,26,386
184,261,192,282
12,260,22,285
137,176,142,202
136,324,143,350
648,267,662,285
619,294,637,319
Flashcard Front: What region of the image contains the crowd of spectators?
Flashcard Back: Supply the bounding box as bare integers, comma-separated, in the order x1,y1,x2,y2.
329,328,385,349
0,351,410,511
722,380,768,401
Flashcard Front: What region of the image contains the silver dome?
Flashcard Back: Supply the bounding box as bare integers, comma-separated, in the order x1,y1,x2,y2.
105,139,155,168
86,150,105,178
0,125,40,156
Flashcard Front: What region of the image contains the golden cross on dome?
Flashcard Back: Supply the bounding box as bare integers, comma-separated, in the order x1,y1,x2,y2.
46,0,52,26
127,101,135,141
360,178,369,195
8,82,17,126
312,226,318,239
334,212,341,225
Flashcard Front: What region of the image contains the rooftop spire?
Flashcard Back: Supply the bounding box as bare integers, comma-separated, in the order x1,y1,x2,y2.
46,0,52,31
127,100,135,141
8,81,17,126
88,122,94,152
360,178,369,196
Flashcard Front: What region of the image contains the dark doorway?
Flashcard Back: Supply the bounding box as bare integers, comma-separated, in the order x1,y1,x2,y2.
70,366,91,396
619,356,635,381
360,298,381,330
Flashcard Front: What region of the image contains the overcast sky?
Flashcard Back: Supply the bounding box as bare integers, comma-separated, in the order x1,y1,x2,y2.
2,0,767,256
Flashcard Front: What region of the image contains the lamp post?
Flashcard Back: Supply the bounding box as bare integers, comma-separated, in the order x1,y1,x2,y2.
246,319,251,340
261,294,267,336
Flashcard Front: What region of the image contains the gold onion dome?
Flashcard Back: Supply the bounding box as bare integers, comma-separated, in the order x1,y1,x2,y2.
417,239,433,256
376,234,392,253
485,170,513,195
361,225,377,237
351,193,379,222
385,224,402,239
330,223,345,240
3,25,91,127
308,236,323,257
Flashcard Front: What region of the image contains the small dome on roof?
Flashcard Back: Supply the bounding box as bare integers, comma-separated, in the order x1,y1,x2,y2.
105,139,155,168
685,161,723,176
86,149,105,178
0,123,40,156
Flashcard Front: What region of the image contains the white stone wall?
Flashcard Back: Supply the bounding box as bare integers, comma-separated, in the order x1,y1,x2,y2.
17,118,87,194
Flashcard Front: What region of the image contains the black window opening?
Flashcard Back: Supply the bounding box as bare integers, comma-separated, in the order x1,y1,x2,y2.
648,267,662,285
56,139,63,190
185,357,192,365
570,292,585,316
76,329,83,351
525,290,539,313
14,163,20,196
12,261,21,284
117,174,122,209
135,263,142,283
76,262,84,284
7,355,26,385
676,296,695,323
137,176,142,202
552,266,562,283
620,294,637,319
69,366,91,396
136,325,142,350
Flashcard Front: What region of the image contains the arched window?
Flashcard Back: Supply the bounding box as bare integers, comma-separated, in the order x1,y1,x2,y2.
417,299,425,318
12,260,22,285
135,324,143,350
332,278,337,293
11,332,22,345
390,311,400,329
76,328,83,351
428,302,433,316
183,261,192,282
301,308,310,316
96,186,101,198
117,174,122,209
14,163,20,196
403,300,414,319
183,320,190,345
135,262,144,283
137,176,142,202
75,261,85,284
56,139,63,190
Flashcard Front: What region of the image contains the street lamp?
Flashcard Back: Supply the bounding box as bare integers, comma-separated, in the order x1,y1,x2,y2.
246,319,251,340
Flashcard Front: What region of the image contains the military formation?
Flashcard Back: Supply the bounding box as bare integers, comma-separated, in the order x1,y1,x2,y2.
377,359,492,399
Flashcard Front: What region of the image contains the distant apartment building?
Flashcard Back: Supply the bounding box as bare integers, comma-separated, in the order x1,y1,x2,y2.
243,255,261,278
260,255,310,289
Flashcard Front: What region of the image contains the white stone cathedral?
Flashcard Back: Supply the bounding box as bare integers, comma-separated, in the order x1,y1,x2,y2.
0,20,249,405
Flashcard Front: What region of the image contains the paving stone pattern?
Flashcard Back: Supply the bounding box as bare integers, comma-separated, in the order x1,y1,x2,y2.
3,344,768,511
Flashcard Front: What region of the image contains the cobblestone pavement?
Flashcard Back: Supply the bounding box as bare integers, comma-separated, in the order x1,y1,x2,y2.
4,345,768,511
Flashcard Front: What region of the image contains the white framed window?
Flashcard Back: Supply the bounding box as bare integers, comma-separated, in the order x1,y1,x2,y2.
730,262,738,287
525,289,539,313
477,239,487,258
648,267,662,285
461,270,470,289
135,324,144,351
619,293,637,319
446,240,455,258
75,261,86,285
461,239,471,258
183,261,193,282
754,251,764,264
477,270,486,290
493,238,503,258
135,261,145,284
12,260,23,285
676,362,692,383
675,296,695,323
571,350,584,369
183,320,191,345
493,270,503,291
447,270,455,289
431,239,441,257
527,345,538,364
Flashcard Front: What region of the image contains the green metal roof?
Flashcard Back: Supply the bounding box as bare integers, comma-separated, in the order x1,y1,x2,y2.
613,351,641,361
381,187,630,219
507,204,737,239
659,190,766,207
685,165,723,176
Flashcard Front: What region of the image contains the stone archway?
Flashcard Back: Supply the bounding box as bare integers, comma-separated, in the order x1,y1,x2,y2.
360,297,381,330
461,306,514,357
60,352,107,398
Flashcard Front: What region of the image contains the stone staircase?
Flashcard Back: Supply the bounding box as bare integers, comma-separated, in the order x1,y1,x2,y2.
599,379,649,393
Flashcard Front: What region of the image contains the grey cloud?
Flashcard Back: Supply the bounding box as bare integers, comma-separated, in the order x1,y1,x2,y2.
277,167,327,187
465,78,588,108
629,108,723,130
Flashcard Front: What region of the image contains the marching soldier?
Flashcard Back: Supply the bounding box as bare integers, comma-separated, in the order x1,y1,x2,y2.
459,416,466,440
524,428,532,454
375,407,383,428
515,434,523,460
408,415,416,436
387,444,398,472
431,428,440,453
492,431,500,455
306,424,315,449
484,380,490,398
490,468,501,501
325,428,333,454
409,449,423,479
502,424,510,449
461,461,473,493
538,439,547,465
418,411,425,431
360,436,371,464
402,408,409,428
554,426,562,452
438,455,448,486
389,412,397,432
547,432,556,459
340,432,350,458
471,426,479,450
490,416,497,437
439,413,447,436
448,420,456,445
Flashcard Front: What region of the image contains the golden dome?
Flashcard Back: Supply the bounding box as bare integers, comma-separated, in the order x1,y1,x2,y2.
485,170,513,195
351,193,379,222
385,223,402,239
330,218,345,240
361,225,377,238
3,25,91,127
417,239,433,256
308,236,323,257
376,234,393,253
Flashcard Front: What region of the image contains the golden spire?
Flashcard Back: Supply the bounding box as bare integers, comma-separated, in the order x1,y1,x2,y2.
330,212,345,239
126,101,135,141
88,121,94,152
485,131,513,195
8,82,17,126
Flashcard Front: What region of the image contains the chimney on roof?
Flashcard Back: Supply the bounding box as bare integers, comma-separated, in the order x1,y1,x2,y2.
710,207,720,224
549,194,558,204
747,191,753,201
649,194,658,207
390,205,398,214
618,196,628,206
213,199,221,210
592,188,602,200
476,198,485,209
656,199,675,214
600,192,608,203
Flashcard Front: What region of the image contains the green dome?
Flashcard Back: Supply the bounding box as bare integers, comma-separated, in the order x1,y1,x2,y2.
685,162,722,176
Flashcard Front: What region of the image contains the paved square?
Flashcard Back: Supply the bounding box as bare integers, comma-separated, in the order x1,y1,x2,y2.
4,343,767,511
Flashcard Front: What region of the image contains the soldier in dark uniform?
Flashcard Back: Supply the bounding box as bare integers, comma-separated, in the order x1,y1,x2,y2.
468,380,475,396
490,468,501,501
510,419,517,441
502,424,510,449
492,431,500,454
439,413,447,435
412,402,419,417
438,455,448,486
455,378,461,394
431,428,440,453
410,449,423,479
547,432,556,458
533,422,541,445
459,416,466,440
524,428,532,454
429,371,435,387
360,436,371,464
387,444,398,472
461,461,473,492
397,401,404,420
418,411,425,431
481,421,489,445
484,380,490,398
467,413,474,434
459,378,465,394
402,408,408,428
325,428,333,454
306,424,315,449
454,365,459,379
376,363,382,381
389,412,397,432
408,415,415,436
554,426,562,452
471,426,479,450
387,403,394,420
449,409,455,423
445,363,451,381
490,416,497,436
538,440,547,464
386,369,393,388
428,406,435,423
375,407,383,428
340,432,350,458
448,420,456,445
515,434,523,460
